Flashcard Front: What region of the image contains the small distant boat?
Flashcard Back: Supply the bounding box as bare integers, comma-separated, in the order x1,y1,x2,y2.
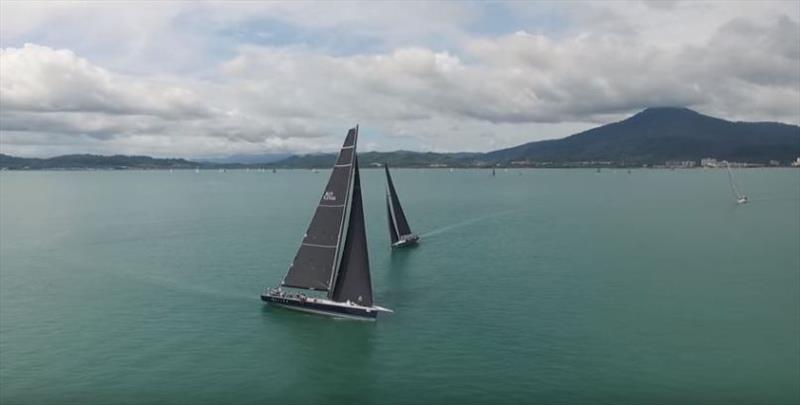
384,164,419,248
195,167,200,173
261,127,392,320
726,162,748,204
492,168,496,176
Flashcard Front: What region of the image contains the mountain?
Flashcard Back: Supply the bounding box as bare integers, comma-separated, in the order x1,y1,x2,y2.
268,108,799,168
275,151,480,168
484,107,800,165
200,153,292,165
2,108,797,170
0,154,202,170
0,151,477,170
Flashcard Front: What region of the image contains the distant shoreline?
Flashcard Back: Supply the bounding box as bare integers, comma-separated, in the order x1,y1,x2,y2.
3,108,798,171
2,166,797,172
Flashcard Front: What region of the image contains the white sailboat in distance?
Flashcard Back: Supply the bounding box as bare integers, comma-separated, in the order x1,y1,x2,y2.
726,162,748,204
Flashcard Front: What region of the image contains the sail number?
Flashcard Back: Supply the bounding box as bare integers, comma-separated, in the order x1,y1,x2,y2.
323,191,337,201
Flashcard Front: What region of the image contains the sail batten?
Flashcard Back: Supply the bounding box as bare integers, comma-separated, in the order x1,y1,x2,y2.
301,243,338,248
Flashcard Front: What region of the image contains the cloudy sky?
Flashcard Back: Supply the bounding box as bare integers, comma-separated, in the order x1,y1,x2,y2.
1,1,798,158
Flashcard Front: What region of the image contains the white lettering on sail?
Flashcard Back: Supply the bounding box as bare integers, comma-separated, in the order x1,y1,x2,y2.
323,191,336,201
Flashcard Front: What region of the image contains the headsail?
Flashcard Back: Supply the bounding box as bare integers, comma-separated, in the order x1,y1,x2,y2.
330,157,373,306
281,129,357,291
387,195,399,244
384,164,413,237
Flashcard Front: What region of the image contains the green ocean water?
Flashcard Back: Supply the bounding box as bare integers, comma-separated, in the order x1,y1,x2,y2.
1,168,798,404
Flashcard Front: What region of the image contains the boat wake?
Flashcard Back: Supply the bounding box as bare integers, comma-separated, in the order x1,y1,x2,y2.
128,273,254,302
419,209,522,239
738,196,800,204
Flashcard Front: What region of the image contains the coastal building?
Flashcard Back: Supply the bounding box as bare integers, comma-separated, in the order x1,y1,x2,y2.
701,158,719,168
723,161,751,168
665,160,696,169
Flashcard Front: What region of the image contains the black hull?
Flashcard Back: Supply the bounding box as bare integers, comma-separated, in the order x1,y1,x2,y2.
261,294,378,320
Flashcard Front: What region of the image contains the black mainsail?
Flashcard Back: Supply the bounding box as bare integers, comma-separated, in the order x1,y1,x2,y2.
385,164,419,247
264,126,390,319
282,128,357,291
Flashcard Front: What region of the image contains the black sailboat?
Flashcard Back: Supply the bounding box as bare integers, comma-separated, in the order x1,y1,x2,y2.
261,127,391,320
384,164,420,248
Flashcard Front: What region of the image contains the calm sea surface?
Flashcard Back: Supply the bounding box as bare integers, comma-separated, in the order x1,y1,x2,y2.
1,168,798,404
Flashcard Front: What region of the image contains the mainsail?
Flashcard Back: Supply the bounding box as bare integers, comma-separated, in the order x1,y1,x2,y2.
726,162,745,201
282,128,357,291
330,157,373,306
385,164,413,238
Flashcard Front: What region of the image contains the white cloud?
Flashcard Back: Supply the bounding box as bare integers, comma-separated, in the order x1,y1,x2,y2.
0,1,798,157
0,44,334,156
1,44,209,117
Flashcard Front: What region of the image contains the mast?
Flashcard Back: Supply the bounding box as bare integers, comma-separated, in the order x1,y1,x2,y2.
384,164,413,237
280,128,357,291
330,156,373,306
